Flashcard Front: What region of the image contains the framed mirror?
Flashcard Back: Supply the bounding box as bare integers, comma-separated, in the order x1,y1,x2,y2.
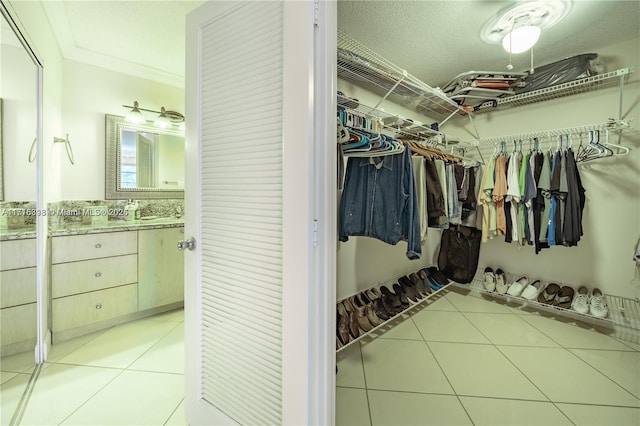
105,114,185,199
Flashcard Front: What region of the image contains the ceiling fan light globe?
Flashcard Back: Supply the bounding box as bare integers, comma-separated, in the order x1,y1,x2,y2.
502,25,541,54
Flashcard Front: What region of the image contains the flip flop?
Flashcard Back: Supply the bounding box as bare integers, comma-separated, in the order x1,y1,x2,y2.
537,283,560,304
553,286,575,309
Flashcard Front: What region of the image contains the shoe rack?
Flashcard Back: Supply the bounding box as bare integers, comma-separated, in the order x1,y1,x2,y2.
453,268,640,341
336,269,451,353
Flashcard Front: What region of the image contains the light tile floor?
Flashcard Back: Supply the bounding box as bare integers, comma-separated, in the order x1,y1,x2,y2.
0,309,186,426
337,287,640,426
3,289,640,425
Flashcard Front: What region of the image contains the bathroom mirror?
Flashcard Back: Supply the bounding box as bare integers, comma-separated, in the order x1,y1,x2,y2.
105,114,185,199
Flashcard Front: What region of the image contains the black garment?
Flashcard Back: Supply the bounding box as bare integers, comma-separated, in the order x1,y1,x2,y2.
531,152,545,254
425,159,446,225
437,225,482,284
461,166,478,223
550,151,565,246
562,149,586,246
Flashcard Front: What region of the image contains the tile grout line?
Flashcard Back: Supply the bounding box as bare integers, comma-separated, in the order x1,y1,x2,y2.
56,367,128,425
517,314,640,403
408,303,476,426
358,341,374,426
123,320,183,371
163,396,185,426
452,303,578,425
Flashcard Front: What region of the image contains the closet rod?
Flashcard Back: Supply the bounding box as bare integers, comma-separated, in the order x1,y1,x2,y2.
465,119,632,146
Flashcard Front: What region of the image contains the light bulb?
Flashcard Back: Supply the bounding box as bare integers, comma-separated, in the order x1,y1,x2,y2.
502,25,541,54
125,101,146,124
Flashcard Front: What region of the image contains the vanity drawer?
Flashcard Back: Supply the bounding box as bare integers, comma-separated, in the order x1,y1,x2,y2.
0,303,37,347
0,238,37,270
52,231,137,263
0,267,37,308
52,284,138,332
52,254,137,298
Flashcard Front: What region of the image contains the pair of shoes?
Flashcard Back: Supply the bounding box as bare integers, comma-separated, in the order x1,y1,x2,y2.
590,288,608,318
538,284,574,308
507,276,529,296
571,286,590,314
537,283,560,304
398,276,422,304
494,269,508,294
521,280,543,300
483,267,496,291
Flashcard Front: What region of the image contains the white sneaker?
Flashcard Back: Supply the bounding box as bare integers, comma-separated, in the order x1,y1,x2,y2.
507,277,528,297
571,286,589,314
483,267,496,291
495,269,509,294
589,288,608,318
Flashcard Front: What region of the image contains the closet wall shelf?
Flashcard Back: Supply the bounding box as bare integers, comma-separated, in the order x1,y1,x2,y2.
473,67,634,113
464,118,634,147
336,284,450,354
337,30,468,125
452,269,640,335
338,94,442,141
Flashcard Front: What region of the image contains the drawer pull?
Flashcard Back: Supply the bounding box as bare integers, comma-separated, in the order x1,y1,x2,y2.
95,272,102,278
95,243,102,248
95,304,102,310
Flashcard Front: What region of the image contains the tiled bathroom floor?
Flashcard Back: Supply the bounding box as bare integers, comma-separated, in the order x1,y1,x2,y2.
337,287,640,426
0,309,186,426
2,290,640,426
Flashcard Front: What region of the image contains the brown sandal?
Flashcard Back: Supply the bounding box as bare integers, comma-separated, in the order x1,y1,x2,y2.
537,283,560,304
553,286,575,309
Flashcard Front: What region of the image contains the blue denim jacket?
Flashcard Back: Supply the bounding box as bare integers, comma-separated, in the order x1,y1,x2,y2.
339,147,421,259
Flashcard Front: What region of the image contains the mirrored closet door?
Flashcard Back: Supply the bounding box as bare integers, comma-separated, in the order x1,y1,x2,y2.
0,3,43,424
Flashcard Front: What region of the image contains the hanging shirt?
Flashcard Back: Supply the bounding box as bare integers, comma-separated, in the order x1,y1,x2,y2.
434,160,450,228
562,148,586,246
425,159,446,226
412,156,428,243
537,151,552,246
492,155,508,236
478,158,495,242
548,151,560,246
505,151,522,243
339,147,421,259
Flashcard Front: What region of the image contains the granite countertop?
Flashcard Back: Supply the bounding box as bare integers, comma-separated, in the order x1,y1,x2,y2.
0,227,37,241
2,217,185,240
49,216,185,236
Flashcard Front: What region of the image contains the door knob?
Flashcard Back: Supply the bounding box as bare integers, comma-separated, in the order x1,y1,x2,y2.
177,237,196,251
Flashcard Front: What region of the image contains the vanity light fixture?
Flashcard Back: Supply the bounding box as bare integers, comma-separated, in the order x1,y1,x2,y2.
122,101,185,128
153,107,173,129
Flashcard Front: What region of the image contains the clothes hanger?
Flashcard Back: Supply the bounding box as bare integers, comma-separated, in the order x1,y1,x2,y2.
602,128,630,157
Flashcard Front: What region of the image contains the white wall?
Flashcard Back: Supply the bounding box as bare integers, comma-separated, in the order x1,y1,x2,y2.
60,60,183,200
447,36,640,300
337,36,640,301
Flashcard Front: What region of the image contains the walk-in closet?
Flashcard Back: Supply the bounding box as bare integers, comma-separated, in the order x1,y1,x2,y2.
334,2,640,425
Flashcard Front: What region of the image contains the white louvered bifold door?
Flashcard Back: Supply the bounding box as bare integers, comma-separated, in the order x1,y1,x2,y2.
184,1,334,425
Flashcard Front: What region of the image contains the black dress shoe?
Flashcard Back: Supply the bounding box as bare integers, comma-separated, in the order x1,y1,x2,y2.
417,270,433,295
380,285,403,314
372,297,391,321
392,283,411,310
400,275,423,301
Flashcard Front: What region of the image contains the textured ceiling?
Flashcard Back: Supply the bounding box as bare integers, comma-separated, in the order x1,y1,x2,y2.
338,1,640,88
39,1,639,89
